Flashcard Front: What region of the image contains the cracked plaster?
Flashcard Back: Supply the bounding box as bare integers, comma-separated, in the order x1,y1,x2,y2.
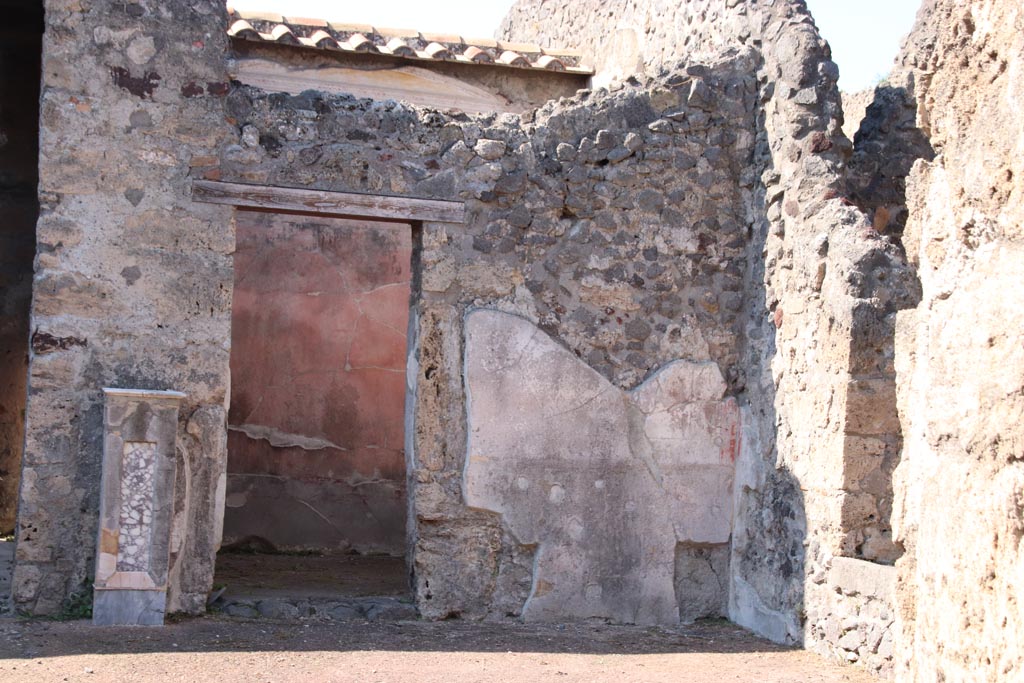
464,309,738,625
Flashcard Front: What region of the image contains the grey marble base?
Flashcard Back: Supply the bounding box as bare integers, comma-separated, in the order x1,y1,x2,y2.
93,589,167,626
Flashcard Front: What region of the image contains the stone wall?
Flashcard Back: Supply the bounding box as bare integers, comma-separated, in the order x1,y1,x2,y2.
12,0,761,625
224,212,410,555
729,0,915,649
13,0,234,615
220,52,757,622
892,0,1024,680
845,84,933,238
501,0,917,660
807,557,897,676
0,1,42,535
9,4,1019,679
221,68,756,393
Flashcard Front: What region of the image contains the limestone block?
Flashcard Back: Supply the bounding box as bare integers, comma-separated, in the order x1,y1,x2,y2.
830,557,895,602
93,388,185,626
93,589,166,626
464,310,738,625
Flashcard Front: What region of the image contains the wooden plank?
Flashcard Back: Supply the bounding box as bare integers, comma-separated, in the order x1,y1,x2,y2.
192,180,465,223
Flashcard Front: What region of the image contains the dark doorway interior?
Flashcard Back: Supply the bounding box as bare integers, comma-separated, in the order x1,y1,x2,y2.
217,209,412,609
0,0,43,537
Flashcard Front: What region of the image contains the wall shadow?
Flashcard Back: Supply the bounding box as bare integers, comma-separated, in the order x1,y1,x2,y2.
0,615,801,657
846,85,935,245
725,54,807,643
842,84,928,564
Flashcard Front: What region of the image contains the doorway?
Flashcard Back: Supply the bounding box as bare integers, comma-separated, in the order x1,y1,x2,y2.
0,0,43,600
216,208,413,612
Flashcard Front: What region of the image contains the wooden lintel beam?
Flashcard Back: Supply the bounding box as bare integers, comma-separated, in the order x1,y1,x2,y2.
191,180,465,224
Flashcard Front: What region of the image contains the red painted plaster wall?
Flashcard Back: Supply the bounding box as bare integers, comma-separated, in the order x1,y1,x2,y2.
224,210,411,554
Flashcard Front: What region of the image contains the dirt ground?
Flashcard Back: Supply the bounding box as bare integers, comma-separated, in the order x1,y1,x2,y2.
0,614,876,683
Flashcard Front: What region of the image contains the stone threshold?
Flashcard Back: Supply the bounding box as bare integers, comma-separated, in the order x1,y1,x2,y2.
212,594,416,621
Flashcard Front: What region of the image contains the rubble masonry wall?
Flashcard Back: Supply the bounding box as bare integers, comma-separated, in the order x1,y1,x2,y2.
218,56,757,620
502,0,917,673
14,0,235,615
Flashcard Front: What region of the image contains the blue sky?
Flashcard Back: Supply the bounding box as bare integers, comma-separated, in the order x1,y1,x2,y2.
230,0,922,91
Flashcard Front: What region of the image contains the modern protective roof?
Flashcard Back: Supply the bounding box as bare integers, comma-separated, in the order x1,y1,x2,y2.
226,8,593,75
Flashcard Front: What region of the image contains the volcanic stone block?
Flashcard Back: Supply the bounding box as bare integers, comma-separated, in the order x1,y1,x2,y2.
93,388,185,626
464,309,738,625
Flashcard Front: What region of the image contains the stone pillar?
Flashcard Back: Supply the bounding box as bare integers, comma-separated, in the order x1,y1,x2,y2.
93,388,185,626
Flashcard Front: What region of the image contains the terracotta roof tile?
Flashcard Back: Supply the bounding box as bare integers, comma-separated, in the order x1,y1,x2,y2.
464,36,499,50
344,33,376,52
422,42,453,60
313,30,341,47
235,9,284,23
375,26,420,39
381,36,416,57
283,16,328,28
462,46,493,64
268,24,299,44
498,50,529,67
420,31,464,45
536,55,566,71
227,19,259,39
225,9,593,75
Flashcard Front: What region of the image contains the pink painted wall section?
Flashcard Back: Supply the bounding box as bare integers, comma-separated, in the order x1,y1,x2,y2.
224,210,411,555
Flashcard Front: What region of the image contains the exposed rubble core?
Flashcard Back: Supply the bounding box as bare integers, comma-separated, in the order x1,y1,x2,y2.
1,0,1020,681
845,86,933,239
